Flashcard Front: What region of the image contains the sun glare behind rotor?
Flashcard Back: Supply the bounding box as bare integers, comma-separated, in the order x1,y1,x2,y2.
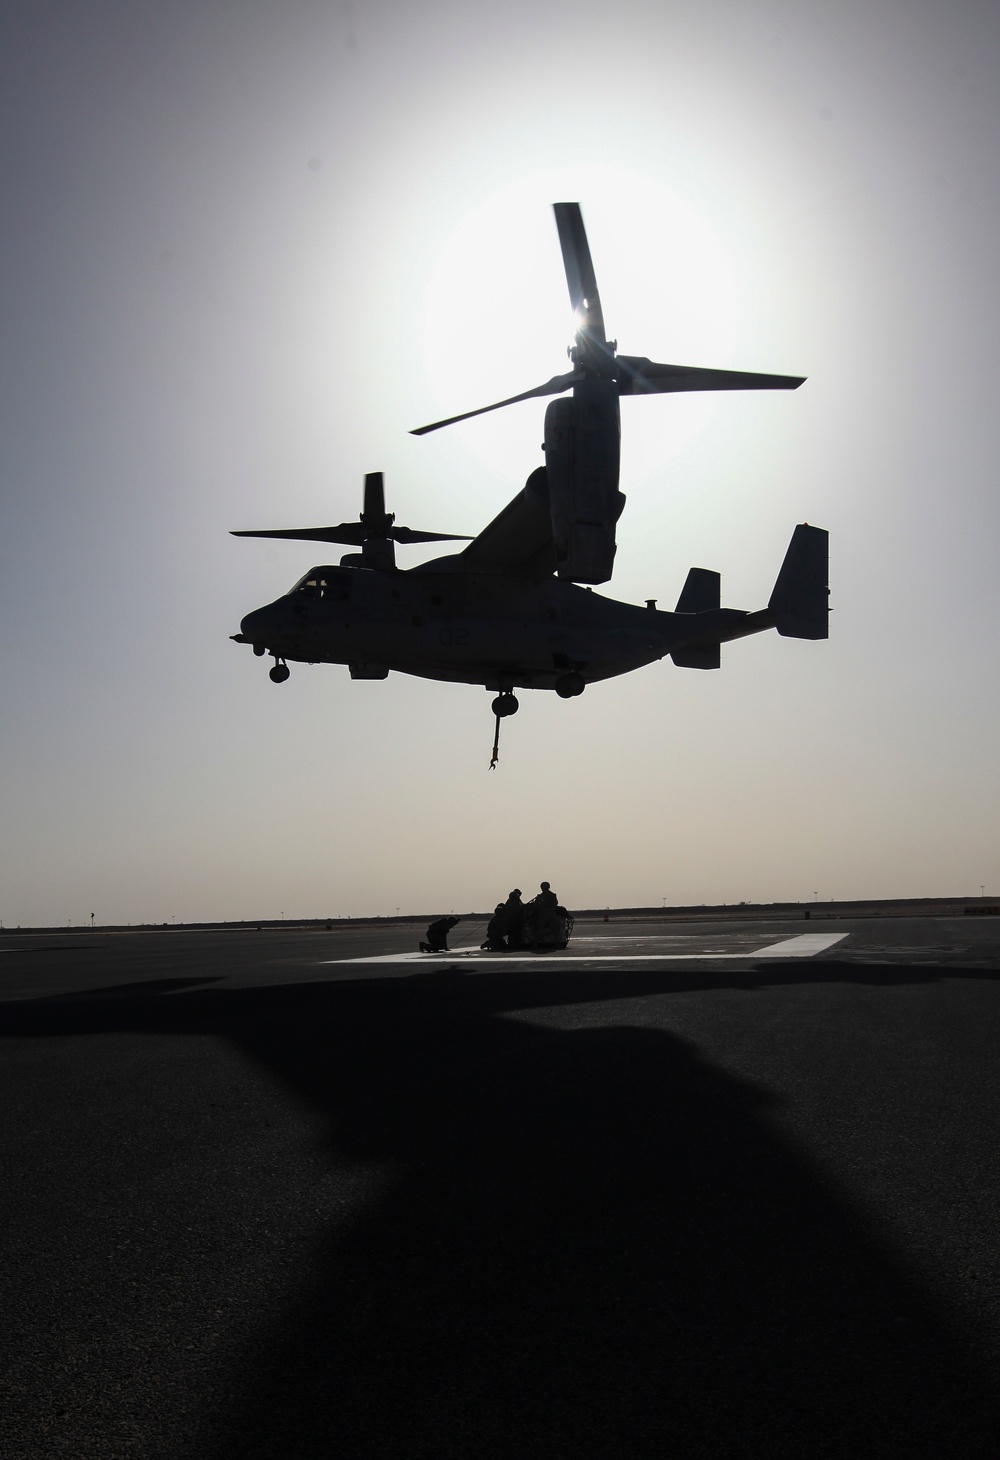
417,170,741,480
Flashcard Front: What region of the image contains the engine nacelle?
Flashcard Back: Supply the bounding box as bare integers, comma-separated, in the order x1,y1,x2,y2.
543,383,625,584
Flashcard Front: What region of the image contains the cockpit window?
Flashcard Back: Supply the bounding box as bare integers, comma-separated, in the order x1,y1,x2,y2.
290,569,352,601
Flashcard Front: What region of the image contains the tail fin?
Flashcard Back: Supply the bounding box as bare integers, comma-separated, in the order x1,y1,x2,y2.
769,524,829,639
674,567,720,614
671,568,721,668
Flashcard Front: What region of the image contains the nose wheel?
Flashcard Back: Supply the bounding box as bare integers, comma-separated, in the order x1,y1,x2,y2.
269,660,290,684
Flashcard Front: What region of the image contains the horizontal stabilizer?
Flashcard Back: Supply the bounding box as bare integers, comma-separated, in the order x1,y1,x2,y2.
769,524,829,639
675,567,720,614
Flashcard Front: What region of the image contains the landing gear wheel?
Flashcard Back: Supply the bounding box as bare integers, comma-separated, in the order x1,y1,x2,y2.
269,662,290,683
555,673,585,698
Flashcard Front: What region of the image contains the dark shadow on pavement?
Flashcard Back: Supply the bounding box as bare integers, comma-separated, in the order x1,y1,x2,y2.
53,975,229,999
6,959,1000,1031
3,971,999,1457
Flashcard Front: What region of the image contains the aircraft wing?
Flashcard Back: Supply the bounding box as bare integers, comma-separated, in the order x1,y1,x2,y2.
414,468,557,579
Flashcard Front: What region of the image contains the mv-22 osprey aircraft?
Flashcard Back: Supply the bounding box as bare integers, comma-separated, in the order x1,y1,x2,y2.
232,203,827,764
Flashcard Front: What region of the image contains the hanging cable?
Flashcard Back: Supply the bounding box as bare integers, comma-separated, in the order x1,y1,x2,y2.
489,710,501,769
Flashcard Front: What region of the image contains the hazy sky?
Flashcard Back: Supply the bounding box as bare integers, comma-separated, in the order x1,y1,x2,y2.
2,0,999,925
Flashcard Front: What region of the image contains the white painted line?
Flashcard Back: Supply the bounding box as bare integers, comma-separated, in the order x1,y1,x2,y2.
328,933,848,966
750,933,848,958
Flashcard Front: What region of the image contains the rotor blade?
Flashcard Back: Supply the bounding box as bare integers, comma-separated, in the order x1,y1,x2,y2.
230,524,472,546
410,370,581,436
553,202,606,341
617,356,806,396
231,525,366,545
361,471,389,533
392,527,473,544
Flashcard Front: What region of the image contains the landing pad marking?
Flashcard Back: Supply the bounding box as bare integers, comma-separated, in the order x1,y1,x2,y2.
330,933,848,966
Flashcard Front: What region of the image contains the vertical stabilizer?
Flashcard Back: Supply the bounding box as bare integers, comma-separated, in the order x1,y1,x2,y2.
769,524,829,639
671,567,722,668
675,567,720,614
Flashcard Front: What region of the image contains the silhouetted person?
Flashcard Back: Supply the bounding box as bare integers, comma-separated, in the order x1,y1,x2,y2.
532,881,560,946
482,905,508,952
419,916,460,953
503,889,525,949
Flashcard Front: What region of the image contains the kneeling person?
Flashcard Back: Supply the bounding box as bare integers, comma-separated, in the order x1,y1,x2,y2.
482,904,508,951
420,915,461,953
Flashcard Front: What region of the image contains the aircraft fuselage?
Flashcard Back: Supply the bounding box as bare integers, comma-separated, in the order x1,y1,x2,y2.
234,562,765,693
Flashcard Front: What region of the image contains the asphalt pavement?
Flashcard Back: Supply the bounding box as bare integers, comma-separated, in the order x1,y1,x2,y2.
2,917,1000,1457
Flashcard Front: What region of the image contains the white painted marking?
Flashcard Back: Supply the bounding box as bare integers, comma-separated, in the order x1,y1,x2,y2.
749,933,848,958
328,933,848,966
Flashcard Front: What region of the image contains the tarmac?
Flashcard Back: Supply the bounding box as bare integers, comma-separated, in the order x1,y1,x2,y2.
3,915,1000,1457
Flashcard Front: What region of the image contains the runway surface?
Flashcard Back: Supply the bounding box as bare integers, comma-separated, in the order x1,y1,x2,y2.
3,916,1000,1457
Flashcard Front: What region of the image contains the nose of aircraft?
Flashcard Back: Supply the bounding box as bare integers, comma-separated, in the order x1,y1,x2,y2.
240,608,261,639
239,605,278,644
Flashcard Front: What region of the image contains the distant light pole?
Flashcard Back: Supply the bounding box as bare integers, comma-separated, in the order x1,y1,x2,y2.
814,891,818,903
662,896,666,909
982,885,986,899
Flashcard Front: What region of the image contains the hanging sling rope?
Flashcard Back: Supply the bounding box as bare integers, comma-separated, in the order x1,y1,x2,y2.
489,710,501,769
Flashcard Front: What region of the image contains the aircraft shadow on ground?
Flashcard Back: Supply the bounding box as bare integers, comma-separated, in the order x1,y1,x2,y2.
4,970,1000,1457
52,975,229,999
10,955,1000,1027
